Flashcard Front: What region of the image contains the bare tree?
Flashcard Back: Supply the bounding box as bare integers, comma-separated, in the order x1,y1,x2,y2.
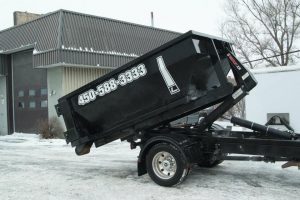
223,100,246,119
221,0,300,67
223,77,246,119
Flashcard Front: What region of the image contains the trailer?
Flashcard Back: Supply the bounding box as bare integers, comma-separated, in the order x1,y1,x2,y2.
55,31,300,187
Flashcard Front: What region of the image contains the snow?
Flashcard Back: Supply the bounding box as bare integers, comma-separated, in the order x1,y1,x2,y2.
60,45,139,58
214,121,244,131
32,45,139,58
32,49,38,54
0,133,300,200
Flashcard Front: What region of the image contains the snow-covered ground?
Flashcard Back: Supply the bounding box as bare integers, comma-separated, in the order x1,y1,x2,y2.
0,133,299,200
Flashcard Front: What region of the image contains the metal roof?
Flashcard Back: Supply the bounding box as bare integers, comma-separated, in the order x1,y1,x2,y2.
0,11,60,53
0,9,180,68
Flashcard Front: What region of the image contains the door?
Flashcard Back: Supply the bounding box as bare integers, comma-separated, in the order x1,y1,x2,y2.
12,51,48,133
0,76,7,135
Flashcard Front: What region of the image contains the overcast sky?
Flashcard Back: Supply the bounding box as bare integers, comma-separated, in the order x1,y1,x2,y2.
0,0,226,36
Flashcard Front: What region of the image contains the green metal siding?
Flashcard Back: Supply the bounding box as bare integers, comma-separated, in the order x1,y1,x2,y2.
0,54,8,75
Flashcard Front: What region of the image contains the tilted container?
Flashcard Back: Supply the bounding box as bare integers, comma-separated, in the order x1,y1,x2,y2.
56,31,234,148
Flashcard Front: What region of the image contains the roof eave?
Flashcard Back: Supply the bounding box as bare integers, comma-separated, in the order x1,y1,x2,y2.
0,44,35,54
35,62,117,69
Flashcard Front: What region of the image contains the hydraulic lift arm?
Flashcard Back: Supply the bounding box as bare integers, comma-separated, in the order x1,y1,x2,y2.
197,51,257,131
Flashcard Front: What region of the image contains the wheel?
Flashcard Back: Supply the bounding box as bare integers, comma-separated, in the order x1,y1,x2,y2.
146,143,190,187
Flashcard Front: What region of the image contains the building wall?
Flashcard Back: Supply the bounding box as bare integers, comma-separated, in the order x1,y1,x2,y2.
63,67,112,94
0,76,8,135
47,67,63,123
47,66,112,130
245,68,300,132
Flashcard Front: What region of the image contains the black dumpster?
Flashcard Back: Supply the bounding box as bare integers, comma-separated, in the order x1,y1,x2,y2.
56,31,234,148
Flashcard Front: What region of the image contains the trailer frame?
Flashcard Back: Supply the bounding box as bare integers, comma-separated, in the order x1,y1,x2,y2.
55,31,300,187
132,51,300,186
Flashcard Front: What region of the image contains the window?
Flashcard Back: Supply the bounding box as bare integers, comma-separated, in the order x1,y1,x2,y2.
29,101,36,108
18,102,25,108
41,88,48,96
18,90,24,97
29,89,36,96
41,100,48,108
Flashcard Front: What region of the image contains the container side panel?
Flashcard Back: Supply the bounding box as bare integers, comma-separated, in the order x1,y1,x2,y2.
57,32,234,146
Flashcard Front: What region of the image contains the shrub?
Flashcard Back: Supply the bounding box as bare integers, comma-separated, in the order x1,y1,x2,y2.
37,117,64,139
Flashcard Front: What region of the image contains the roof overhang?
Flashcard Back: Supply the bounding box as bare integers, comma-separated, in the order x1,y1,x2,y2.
0,44,35,55
33,49,135,69
35,62,117,70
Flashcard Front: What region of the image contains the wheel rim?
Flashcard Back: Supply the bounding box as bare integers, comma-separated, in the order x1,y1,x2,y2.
152,151,177,180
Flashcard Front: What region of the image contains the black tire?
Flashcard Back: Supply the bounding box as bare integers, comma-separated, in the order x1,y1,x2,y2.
146,143,190,187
